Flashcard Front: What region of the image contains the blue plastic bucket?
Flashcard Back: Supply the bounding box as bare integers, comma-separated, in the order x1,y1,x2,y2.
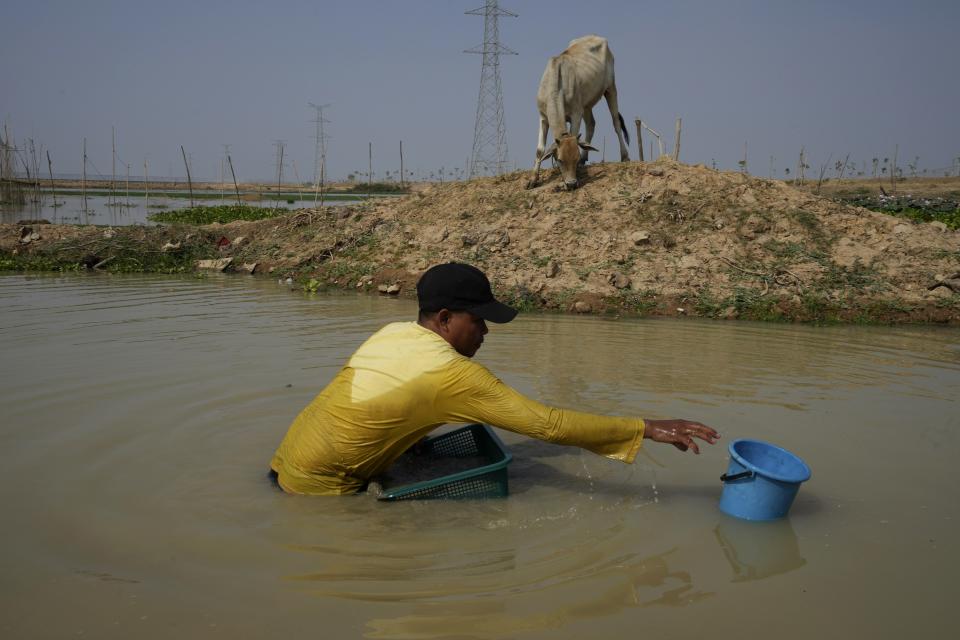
719,439,811,521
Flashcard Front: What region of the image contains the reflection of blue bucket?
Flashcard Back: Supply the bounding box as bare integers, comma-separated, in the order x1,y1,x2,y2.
719,439,811,521
714,515,806,582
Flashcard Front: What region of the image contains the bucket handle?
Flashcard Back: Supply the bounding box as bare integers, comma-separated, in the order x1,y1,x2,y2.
720,470,754,483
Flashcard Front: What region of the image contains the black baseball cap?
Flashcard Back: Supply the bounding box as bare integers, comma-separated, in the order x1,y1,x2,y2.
417,262,518,323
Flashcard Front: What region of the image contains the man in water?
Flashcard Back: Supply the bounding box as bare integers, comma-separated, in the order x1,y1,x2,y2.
270,262,719,495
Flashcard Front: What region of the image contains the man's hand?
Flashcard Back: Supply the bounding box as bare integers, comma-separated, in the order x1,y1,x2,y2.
643,419,720,454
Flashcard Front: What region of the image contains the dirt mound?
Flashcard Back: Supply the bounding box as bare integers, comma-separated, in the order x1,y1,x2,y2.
345,158,959,321
3,159,959,323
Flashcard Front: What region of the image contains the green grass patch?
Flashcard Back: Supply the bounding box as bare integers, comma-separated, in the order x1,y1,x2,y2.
885,206,960,229
341,182,409,194
609,289,659,316
0,255,85,272
790,209,830,251
496,285,543,313
147,205,284,224
816,259,885,292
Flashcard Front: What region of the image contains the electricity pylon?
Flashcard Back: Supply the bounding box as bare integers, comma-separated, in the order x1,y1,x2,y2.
465,1,517,178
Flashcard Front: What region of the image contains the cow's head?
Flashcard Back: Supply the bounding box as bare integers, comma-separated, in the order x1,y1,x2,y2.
540,134,598,190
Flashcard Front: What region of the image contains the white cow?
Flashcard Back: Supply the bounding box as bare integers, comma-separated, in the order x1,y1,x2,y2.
530,35,630,189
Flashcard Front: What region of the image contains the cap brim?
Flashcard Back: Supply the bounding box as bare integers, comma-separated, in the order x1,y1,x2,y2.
469,299,518,324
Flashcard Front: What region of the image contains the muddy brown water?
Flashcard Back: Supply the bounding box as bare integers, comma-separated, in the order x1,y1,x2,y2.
1,273,957,639
1,194,356,226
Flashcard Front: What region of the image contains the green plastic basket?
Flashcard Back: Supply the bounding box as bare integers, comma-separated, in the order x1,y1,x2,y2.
377,423,512,501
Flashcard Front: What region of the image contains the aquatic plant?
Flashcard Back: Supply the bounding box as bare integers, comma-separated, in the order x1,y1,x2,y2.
147,205,282,224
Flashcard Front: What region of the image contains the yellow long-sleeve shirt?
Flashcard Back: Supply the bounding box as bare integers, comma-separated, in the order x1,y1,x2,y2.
270,321,645,495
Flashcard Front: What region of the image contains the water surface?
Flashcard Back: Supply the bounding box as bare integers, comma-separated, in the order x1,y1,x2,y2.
2,193,359,226
0,274,957,639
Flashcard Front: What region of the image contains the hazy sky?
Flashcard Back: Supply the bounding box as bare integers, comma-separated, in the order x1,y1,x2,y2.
4,0,959,182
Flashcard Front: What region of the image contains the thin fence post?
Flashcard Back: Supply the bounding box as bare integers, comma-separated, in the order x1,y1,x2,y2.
181,145,194,207
634,118,644,162
227,155,241,205
891,144,898,194
673,117,682,161
46,150,55,207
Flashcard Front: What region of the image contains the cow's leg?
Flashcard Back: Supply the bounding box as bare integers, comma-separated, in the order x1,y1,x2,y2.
604,86,630,161
528,116,550,188
581,109,596,165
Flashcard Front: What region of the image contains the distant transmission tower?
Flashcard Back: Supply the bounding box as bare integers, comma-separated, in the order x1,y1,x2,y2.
273,140,286,185
465,1,517,178
308,102,331,184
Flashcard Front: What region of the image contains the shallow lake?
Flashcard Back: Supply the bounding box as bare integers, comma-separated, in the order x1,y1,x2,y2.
1,273,957,639
1,193,361,226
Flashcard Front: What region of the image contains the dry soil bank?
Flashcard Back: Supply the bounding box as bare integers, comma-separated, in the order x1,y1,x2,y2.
4,159,960,323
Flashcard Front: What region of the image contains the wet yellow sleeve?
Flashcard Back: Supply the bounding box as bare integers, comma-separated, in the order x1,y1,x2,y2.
436,360,644,463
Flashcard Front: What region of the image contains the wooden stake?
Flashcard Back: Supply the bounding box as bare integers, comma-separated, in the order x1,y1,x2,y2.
82,137,88,211
634,118,644,162
181,145,194,206
291,159,304,202
400,140,405,189
227,155,241,205
320,157,326,207
891,144,898,194
639,121,665,158
144,159,149,202
111,126,116,206
838,153,850,180
29,139,41,202
816,153,833,195
46,150,55,200
368,142,372,193
277,143,284,210
673,117,682,161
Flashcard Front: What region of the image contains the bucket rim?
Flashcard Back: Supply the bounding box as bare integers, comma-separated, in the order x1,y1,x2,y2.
728,438,811,484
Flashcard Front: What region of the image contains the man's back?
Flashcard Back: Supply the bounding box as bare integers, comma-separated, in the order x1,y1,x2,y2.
271,321,468,494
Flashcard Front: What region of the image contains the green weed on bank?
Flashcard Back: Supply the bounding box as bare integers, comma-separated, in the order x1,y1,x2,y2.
147,205,284,224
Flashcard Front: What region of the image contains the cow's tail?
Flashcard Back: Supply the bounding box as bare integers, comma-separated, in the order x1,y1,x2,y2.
619,112,630,145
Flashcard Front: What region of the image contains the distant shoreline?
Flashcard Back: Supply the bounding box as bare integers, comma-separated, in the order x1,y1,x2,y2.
2,177,412,195
4,162,959,325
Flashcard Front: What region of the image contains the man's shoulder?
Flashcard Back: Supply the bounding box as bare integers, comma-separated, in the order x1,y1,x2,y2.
355,322,459,365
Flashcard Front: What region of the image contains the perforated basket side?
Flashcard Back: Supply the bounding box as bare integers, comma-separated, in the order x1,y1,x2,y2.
426,425,481,458
387,467,508,501
378,424,512,501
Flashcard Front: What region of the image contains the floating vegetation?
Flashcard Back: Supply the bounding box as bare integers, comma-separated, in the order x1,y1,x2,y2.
147,204,284,224
342,182,410,194
841,194,960,229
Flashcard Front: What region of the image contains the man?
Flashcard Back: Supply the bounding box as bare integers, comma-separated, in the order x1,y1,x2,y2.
270,262,719,495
